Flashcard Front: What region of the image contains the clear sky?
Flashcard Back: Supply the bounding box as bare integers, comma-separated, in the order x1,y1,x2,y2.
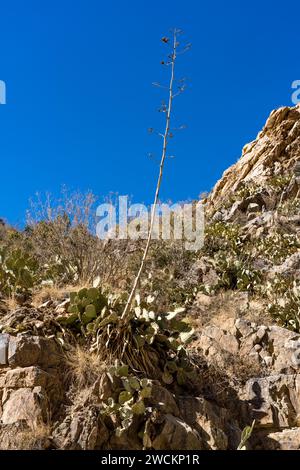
0,0,299,225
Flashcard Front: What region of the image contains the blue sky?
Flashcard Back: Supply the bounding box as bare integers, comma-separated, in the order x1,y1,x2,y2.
0,0,299,226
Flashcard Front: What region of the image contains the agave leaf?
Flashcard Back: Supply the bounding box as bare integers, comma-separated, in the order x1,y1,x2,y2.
94,296,107,313
166,307,185,320
180,328,195,344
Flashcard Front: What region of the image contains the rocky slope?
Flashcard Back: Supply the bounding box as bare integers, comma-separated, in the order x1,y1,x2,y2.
0,104,300,450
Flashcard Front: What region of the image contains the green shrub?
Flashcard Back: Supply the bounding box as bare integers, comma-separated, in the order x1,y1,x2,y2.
268,174,292,192
214,253,261,292
204,222,244,256
253,233,299,264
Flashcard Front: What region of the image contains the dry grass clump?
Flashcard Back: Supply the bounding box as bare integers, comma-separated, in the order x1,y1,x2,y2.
5,294,19,312
65,345,106,388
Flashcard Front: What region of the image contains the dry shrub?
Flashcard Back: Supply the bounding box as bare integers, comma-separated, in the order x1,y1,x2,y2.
6,294,19,312
25,188,138,288
65,345,105,388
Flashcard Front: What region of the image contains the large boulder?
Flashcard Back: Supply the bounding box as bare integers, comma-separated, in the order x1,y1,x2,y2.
150,414,203,450
235,320,300,374
255,428,300,450
0,366,62,403
178,396,240,450
52,407,109,450
1,386,48,426
239,374,300,429
7,335,61,368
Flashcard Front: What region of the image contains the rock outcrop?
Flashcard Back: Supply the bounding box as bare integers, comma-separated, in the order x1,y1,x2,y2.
193,320,300,449
209,104,300,213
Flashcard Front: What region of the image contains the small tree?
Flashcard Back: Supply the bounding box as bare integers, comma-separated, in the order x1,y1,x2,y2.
122,28,190,320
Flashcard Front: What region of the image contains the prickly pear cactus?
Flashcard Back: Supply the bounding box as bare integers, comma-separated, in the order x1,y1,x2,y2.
0,248,38,296
57,287,108,329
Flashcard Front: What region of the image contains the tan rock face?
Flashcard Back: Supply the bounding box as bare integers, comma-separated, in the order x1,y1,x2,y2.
151,414,203,450
257,428,300,450
0,366,62,403
1,387,48,426
0,367,49,389
178,396,239,450
0,335,63,436
52,408,109,450
208,105,300,212
8,335,61,368
240,374,300,429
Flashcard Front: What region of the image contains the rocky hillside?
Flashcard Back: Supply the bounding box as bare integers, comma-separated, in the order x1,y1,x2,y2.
0,104,300,450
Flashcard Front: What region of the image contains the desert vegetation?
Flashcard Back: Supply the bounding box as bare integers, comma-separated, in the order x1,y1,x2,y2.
1,31,300,450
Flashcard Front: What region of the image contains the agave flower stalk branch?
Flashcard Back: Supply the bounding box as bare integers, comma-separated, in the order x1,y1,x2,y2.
121,31,179,321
